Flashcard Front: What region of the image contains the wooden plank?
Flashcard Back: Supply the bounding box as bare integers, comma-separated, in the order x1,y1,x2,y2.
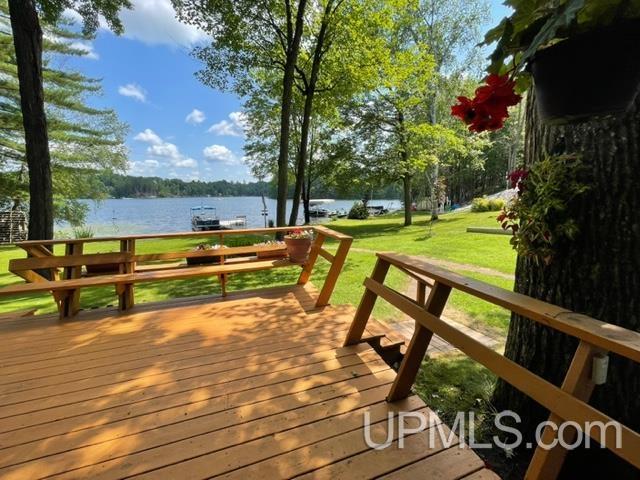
387,281,451,401
119,238,135,310
10,268,48,284
462,469,502,479
317,247,335,263
376,446,485,480
343,257,391,345
0,355,390,443
0,346,374,417
298,232,325,285
0,379,397,478
0,321,353,385
315,236,352,307
9,252,131,271
134,244,286,263
378,252,640,362
0,309,37,321
0,258,299,296
0,288,317,346
212,404,434,480
0,332,352,399
15,226,317,246
295,424,466,480
366,277,640,470
526,341,603,480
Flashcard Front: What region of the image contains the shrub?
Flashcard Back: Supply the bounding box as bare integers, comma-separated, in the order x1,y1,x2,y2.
348,202,369,220
471,197,504,212
488,198,505,211
73,226,95,238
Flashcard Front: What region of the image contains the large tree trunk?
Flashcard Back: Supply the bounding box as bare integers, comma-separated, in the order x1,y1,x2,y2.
492,92,640,478
276,0,308,227
9,0,53,240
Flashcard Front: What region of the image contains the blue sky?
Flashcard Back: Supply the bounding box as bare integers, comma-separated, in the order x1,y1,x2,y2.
65,0,511,183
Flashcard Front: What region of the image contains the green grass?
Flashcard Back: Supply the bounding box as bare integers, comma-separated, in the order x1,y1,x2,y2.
328,211,516,275
0,211,516,331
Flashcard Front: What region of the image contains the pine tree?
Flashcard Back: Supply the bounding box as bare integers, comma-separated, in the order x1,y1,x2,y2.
0,3,127,226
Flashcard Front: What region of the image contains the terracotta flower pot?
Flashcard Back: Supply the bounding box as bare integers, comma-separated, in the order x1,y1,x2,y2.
284,237,311,264
529,21,640,125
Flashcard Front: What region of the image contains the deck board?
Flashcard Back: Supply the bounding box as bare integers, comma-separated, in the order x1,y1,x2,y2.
0,284,495,479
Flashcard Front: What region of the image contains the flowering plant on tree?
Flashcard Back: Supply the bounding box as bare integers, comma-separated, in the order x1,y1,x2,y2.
498,155,589,264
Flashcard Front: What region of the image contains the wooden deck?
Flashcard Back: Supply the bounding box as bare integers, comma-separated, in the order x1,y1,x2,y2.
0,283,496,480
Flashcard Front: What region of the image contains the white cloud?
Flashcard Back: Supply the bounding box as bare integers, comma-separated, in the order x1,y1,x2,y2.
118,83,147,102
113,0,208,48
134,128,197,168
143,159,160,168
208,111,248,137
203,144,239,165
134,128,162,145
185,109,206,125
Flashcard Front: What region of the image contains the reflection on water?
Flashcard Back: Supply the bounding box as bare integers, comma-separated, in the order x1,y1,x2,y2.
62,197,401,236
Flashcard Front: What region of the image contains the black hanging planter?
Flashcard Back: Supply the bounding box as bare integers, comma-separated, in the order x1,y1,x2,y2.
528,21,640,125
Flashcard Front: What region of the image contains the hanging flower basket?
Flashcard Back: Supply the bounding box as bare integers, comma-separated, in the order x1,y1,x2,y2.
529,21,640,124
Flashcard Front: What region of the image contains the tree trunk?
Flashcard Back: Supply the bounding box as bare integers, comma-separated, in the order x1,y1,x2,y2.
276,0,308,227
402,172,412,227
492,92,640,478
429,93,439,221
8,0,53,240
288,93,313,226
288,0,332,227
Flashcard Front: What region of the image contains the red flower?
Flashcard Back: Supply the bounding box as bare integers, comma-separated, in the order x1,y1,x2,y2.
451,96,476,123
507,168,529,191
451,74,521,133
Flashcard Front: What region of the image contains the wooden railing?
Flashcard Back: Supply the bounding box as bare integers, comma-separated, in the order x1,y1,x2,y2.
345,252,640,480
3,225,352,316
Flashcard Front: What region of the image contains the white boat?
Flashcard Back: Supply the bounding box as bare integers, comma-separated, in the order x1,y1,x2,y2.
191,206,221,231
219,216,247,229
308,199,335,218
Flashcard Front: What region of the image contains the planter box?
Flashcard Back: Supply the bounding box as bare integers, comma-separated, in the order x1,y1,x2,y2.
86,263,120,275
186,255,220,266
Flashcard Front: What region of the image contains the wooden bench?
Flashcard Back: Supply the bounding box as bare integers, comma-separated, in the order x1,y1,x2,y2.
2,226,353,319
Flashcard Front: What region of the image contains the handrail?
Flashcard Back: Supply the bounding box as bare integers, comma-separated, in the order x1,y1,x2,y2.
345,252,640,480
14,226,316,246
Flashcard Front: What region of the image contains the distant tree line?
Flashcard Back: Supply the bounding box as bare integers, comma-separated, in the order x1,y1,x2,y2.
100,173,401,200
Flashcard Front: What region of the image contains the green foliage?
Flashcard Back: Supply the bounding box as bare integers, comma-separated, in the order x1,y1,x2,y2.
0,4,128,224
73,225,95,239
471,197,505,212
499,154,590,264
347,201,369,219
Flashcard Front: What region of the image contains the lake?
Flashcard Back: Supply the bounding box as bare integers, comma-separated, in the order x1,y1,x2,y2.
69,197,401,236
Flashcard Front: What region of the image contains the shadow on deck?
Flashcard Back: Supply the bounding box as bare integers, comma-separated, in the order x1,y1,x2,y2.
0,283,494,480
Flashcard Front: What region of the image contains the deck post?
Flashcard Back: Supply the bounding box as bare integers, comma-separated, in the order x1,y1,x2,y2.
525,340,604,480
118,239,135,310
343,257,390,345
298,232,325,285
63,241,83,317
387,281,451,402
315,237,352,308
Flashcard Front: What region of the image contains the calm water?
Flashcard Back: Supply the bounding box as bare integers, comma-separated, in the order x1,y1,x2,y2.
68,197,401,236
